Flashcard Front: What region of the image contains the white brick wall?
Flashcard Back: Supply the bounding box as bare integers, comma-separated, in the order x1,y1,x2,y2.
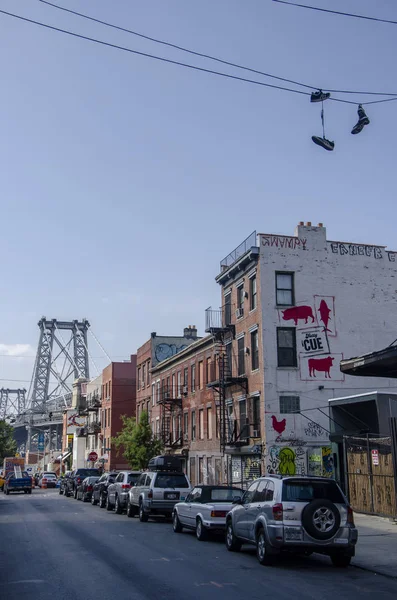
259,224,397,476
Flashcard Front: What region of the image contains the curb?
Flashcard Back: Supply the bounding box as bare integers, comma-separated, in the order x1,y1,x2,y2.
352,561,397,580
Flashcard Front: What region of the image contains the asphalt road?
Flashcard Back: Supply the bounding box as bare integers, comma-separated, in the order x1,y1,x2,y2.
1,489,396,600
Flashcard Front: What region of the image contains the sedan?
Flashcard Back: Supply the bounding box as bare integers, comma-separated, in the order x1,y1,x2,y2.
76,476,100,502
172,485,244,541
38,474,57,488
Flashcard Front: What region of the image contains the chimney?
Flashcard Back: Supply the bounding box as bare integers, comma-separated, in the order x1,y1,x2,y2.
306,221,312,226
184,325,198,340
298,221,304,226
318,222,323,227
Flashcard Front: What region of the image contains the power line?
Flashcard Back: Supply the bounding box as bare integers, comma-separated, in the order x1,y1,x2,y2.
272,0,397,25
1,8,396,107
37,0,397,98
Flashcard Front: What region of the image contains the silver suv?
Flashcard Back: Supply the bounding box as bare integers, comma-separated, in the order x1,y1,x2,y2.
225,475,358,567
106,471,141,513
127,470,191,522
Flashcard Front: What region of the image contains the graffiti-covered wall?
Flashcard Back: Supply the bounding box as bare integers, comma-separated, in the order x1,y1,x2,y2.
259,223,397,476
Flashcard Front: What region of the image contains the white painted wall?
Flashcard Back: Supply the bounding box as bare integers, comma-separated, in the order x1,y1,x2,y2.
259,224,397,475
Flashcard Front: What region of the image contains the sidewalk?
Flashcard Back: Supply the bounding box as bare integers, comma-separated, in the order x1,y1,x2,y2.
353,512,397,578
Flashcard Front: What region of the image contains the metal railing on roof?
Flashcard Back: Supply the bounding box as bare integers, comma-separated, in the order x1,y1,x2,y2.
220,231,257,270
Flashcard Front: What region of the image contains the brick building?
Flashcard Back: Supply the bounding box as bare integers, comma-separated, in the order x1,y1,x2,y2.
214,223,397,482
136,327,200,420
100,356,137,470
149,335,227,486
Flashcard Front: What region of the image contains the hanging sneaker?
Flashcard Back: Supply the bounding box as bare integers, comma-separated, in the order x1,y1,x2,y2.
312,136,335,151
311,90,331,103
351,104,370,135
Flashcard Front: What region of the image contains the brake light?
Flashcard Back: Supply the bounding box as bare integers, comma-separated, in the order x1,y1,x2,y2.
272,503,283,521
77,478,81,484
122,484,130,489
347,506,355,526
148,490,153,499
42,478,47,482
211,510,227,518
87,485,93,492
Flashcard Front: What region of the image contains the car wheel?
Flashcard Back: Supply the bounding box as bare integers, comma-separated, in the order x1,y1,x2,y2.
256,528,273,566
115,495,123,514
91,493,98,506
5,488,9,495
173,511,183,533
99,493,106,508
27,489,32,495
225,521,241,552
106,495,113,511
127,499,137,518
139,501,148,522
302,499,340,541
196,518,208,541
64,488,70,498
331,553,352,568
59,487,63,495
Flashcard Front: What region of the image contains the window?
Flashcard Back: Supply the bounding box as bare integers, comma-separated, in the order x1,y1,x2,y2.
191,411,196,440
177,371,182,397
253,480,268,503
190,457,196,486
147,360,151,384
207,457,213,484
277,327,297,367
239,399,249,440
215,458,222,484
252,396,261,436
198,457,204,484
191,364,196,392
156,380,160,404
154,473,190,488
280,395,300,414
251,329,259,370
206,357,212,383
250,275,257,311
172,373,176,398
243,481,259,504
238,336,245,376
137,368,141,390
183,367,188,390
237,285,244,315
146,400,150,416
224,293,232,326
151,383,155,407
276,272,294,306
282,480,344,503
183,412,188,441
198,361,204,390
142,364,146,388
166,376,170,397
207,407,213,439
226,342,233,377
199,409,204,439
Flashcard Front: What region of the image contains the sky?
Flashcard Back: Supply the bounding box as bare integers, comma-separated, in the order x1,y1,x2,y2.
1,0,396,391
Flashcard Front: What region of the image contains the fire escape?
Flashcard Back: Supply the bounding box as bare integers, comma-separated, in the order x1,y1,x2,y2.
205,306,248,452
158,382,183,449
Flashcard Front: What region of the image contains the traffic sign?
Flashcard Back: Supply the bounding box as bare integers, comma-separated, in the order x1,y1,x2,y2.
88,451,98,462
371,449,379,466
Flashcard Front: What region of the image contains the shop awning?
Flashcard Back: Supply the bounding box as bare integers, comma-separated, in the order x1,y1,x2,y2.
340,344,397,379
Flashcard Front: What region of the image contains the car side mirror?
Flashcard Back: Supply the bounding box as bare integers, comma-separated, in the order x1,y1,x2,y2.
233,497,243,505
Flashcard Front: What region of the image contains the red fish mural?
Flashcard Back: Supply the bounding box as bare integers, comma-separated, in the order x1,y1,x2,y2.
281,305,315,326
308,356,334,378
318,299,332,332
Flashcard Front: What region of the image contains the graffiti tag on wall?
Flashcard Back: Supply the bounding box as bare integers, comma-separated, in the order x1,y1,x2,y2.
330,242,384,259
266,445,306,476
154,343,188,363
261,235,307,250
304,421,326,438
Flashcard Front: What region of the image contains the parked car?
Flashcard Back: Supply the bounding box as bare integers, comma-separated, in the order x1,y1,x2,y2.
35,471,57,487
64,468,100,498
172,485,244,540
3,471,33,494
106,471,141,513
76,476,100,502
91,472,118,508
59,471,72,495
38,473,57,488
127,457,191,521
225,475,358,567
0,471,6,490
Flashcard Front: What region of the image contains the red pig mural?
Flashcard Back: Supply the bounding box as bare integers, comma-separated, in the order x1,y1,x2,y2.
282,305,315,326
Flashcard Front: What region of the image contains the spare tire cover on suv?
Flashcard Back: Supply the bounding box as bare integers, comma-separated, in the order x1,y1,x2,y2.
301,499,340,540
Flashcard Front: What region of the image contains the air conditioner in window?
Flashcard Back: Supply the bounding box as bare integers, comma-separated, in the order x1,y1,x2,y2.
253,429,260,438
235,308,244,318
183,386,188,395
244,347,250,354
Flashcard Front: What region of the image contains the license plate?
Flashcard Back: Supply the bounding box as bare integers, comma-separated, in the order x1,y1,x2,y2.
334,538,348,544
285,527,303,541
165,493,177,500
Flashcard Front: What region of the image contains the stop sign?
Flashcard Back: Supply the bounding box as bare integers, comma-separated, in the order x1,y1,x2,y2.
88,451,98,462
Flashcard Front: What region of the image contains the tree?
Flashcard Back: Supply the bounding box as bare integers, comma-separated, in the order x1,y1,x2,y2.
112,411,163,470
0,420,17,463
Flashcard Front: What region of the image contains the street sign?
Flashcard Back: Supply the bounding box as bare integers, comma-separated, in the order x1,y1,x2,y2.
88,451,98,462
38,433,45,451
371,449,379,466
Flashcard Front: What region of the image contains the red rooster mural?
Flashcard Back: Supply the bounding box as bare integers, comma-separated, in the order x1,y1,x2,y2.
271,415,286,436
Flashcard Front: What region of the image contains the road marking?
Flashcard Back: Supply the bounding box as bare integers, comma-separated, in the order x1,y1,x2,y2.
195,582,236,588
150,557,170,562
119,534,125,537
